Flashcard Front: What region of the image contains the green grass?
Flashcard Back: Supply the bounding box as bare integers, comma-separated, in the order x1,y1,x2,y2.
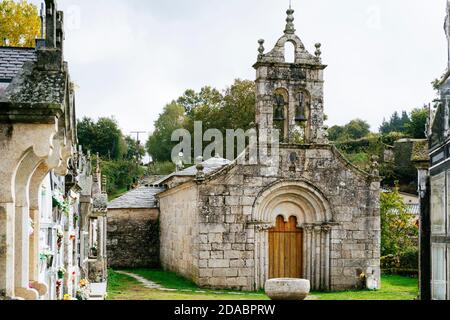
128,269,200,291
311,275,418,300
107,270,268,300
107,269,418,301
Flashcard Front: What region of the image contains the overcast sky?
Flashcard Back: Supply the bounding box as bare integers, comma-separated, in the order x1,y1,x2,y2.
31,0,448,140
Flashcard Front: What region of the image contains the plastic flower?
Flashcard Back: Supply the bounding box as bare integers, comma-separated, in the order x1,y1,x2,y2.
79,279,89,287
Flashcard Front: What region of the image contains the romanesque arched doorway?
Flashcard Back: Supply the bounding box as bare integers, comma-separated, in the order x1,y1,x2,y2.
252,181,334,291
269,216,303,279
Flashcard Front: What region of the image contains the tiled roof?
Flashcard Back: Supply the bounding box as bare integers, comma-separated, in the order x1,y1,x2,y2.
0,47,37,82
154,156,232,185
108,186,165,209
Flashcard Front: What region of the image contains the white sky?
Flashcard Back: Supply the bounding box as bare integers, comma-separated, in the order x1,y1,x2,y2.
31,0,449,140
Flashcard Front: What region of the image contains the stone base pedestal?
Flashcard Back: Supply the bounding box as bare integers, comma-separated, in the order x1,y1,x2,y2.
14,287,39,300
265,279,310,301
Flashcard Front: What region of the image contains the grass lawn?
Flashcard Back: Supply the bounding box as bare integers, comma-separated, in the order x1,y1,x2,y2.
107,269,419,301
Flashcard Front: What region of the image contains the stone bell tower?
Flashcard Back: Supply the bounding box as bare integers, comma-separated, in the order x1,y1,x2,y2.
254,7,328,144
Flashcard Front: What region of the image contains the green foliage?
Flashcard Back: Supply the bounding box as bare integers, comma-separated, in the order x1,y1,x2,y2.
146,103,186,162
124,136,145,162
381,131,408,146
0,0,40,47
77,117,127,161
380,108,427,139
404,107,428,139
328,119,371,142
380,186,419,258
101,159,145,198
147,161,176,175
146,79,256,162
177,86,223,115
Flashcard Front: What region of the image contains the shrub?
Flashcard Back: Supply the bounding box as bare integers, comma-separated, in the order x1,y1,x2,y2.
399,249,419,270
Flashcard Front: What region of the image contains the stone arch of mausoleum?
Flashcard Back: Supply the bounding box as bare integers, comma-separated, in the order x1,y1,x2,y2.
252,180,334,291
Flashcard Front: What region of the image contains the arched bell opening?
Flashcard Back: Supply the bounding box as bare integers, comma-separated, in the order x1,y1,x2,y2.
284,40,296,63
273,88,289,142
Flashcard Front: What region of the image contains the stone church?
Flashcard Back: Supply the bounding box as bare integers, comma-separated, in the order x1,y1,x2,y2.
108,7,381,292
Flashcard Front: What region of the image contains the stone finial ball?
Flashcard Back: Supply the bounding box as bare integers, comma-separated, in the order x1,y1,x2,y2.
265,279,311,301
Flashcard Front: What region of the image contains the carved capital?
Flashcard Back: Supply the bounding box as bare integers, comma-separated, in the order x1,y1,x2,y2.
321,224,332,234
303,224,314,233
255,224,273,232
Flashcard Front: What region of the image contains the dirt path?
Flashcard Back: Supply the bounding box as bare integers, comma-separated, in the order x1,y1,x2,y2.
115,271,177,292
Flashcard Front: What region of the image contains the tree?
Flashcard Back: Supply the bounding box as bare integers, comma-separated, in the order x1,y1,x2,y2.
220,79,256,131
345,119,371,140
405,107,428,139
380,186,419,257
379,110,411,135
328,125,346,142
177,86,223,115
77,117,126,161
124,136,145,162
0,0,40,47
327,119,371,142
146,103,186,162
147,79,256,162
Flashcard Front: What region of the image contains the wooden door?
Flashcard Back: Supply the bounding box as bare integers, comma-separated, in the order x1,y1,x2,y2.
269,216,303,279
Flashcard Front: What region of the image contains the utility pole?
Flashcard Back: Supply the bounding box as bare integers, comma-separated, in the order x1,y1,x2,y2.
129,131,147,187
130,131,147,145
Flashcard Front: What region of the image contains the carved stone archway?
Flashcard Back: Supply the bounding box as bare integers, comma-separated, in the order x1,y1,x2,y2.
252,180,334,291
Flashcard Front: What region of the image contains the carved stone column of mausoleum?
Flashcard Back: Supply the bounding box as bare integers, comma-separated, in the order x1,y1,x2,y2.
0,0,76,300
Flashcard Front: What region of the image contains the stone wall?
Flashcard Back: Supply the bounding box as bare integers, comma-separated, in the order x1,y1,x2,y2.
160,145,380,292
158,182,199,281
107,208,160,269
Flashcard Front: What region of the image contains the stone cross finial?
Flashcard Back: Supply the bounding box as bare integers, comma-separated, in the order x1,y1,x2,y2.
195,156,205,182
258,39,265,60
370,155,380,177
284,8,296,34
315,43,322,58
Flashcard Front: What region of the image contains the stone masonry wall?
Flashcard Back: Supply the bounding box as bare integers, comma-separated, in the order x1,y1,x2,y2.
159,183,199,281
107,208,160,269
193,145,380,291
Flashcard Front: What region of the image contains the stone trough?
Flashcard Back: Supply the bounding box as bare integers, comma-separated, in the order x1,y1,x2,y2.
265,279,311,301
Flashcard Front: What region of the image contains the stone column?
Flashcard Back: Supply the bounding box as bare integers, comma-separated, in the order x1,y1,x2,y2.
310,225,316,287
303,225,313,281
321,225,331,291
0,203,15,298
314,226,322,290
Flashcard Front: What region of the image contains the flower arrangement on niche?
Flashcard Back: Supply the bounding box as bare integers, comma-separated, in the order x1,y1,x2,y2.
76,279,91,300
39,249,54,269
56,227,64,251
57,267,66,279
52,190,71,216
56,279,63,298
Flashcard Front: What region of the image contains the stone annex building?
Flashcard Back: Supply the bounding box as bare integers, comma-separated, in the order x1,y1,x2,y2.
108,8,381,292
